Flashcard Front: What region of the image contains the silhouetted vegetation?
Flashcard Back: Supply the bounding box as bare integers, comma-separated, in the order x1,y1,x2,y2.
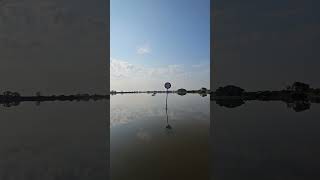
215,85,244,96
215,99,245,108
1,82,320,112
0,91,109,107
211,82,320,112
177,88,187,96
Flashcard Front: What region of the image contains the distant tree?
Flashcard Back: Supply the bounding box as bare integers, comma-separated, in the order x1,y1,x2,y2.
285,85,292,91
177,88,187,96
291,82,310,92
215,85,244,96
12,92,20,97
199,87,207,93
3,91,12,96
3,91,20,97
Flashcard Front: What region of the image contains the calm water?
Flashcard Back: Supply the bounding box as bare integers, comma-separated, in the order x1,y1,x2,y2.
0,95,319,179
111,94,210,180
212,101,320,180
0,101,108,179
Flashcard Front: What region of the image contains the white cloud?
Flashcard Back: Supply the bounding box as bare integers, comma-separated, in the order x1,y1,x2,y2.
110,58,209,91
191,62,209,68
136,44,151,55
111,58,185,80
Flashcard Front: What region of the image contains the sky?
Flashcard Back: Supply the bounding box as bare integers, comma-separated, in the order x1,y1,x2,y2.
213,0,320,91
4,0,317,94
0,0,108,95
111,0,210,91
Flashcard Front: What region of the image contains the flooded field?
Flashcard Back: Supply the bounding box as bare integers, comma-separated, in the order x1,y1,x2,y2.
212,101,320,180
111,94,210,180
0,101,108,179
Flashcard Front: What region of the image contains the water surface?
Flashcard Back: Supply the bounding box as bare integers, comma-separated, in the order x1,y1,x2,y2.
0,101,108,179
111,94,210,180
212,101,320,179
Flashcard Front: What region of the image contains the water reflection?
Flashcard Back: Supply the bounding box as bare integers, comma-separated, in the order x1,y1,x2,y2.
165,92,172,130
111,94,210,180
212,101,320,179
2,90,319,179
212,98,315,112
0,101,108,179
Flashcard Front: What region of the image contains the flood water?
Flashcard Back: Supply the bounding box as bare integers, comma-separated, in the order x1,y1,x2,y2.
0,101,108,179
0,94,319,179
111,94,210,180
212,101,320,180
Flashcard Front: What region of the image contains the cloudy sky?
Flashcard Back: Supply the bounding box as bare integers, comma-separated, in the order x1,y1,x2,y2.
111,0,210,91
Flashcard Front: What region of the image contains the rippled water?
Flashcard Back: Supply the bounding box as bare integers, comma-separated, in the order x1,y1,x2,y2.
111,94,210,180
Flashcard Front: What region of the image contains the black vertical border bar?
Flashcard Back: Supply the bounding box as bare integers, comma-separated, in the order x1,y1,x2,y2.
106,0,110,178
210,0,215,179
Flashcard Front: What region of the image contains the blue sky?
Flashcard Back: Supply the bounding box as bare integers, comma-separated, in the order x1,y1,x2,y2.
111,0,210,91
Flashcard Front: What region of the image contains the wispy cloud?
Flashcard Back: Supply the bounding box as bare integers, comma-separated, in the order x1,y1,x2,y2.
111,58,185,79
191,62,210,68
111,58,209,91
136,44,151,55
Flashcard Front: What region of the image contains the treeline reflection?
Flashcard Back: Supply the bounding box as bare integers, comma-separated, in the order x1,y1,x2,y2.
214,99,312,112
